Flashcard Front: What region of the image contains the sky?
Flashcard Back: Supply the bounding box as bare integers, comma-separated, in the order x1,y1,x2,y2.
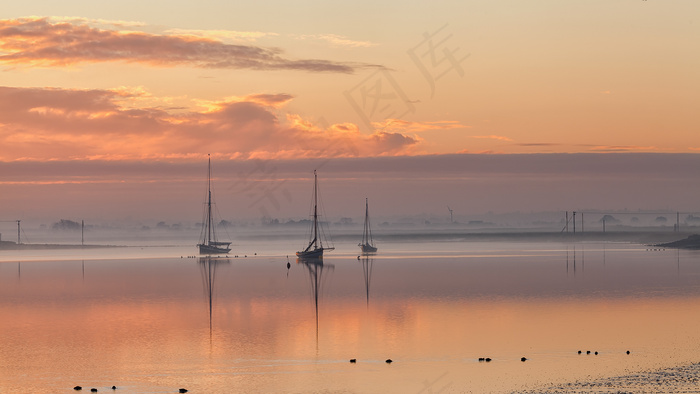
1,1,699,228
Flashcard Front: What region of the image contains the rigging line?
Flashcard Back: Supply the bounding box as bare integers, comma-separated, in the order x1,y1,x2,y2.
315,174,334,249
305,172,316,246
561,214,573,233
209,164,227,243
20,224,30,244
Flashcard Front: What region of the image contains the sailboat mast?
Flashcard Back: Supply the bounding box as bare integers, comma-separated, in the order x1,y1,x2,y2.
207,155,213,245
366,198,371,244
313,170,319,249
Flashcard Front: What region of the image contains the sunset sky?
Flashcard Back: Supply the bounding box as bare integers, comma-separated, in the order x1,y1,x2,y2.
1,1,699,227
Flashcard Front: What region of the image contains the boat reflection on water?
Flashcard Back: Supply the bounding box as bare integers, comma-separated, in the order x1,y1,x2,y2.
360,256,373,306
297,257,334,345
198,256,230,338
565,244,589,277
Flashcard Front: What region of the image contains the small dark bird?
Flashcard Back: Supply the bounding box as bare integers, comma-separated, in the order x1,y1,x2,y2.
91,389,97,393
595,351,598,355
111,386,116,390
485,358,492,362
74,387,82,391
478,357,485,362
179,389,188,393
350,359,356,363
577,350,581,354
586,351,591,355
287,262,291,269
626,350,631,355
521,357,527,362
385,359,393,363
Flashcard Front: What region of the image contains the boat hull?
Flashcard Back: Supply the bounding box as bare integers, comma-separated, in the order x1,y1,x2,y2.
359,244,378,253
296,248,324,259
198,243,231,255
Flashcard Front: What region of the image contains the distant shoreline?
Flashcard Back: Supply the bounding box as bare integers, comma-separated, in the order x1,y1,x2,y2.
0,241,121,250
327,230,695,246
0,230,691,250
655,234,700,250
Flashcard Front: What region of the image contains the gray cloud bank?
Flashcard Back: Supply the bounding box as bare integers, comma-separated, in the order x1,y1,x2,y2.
2,153,700,224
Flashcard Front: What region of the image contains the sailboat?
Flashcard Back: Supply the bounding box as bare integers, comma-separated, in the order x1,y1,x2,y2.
296,170,334,259
197,156,231,255
359,198,378,253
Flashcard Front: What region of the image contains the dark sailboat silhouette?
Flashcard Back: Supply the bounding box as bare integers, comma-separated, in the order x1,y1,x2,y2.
296,170,334,259
359,198,377,253
197,156,231,255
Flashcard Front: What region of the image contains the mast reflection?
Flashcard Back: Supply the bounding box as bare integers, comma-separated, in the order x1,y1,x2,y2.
566,245,587,277
198,256,230,337
297,257,334,344
360,256,373,306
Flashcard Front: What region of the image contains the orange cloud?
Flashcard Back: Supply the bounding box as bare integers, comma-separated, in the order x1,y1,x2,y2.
237,93,295,108
0,86,420,161
0,17,375,73
371,118,466,133
292,33,378,48
471,135,513,142
164,28,279,42
587,145,659,153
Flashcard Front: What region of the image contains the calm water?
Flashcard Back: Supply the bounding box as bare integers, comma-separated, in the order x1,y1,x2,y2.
2,240,700,393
